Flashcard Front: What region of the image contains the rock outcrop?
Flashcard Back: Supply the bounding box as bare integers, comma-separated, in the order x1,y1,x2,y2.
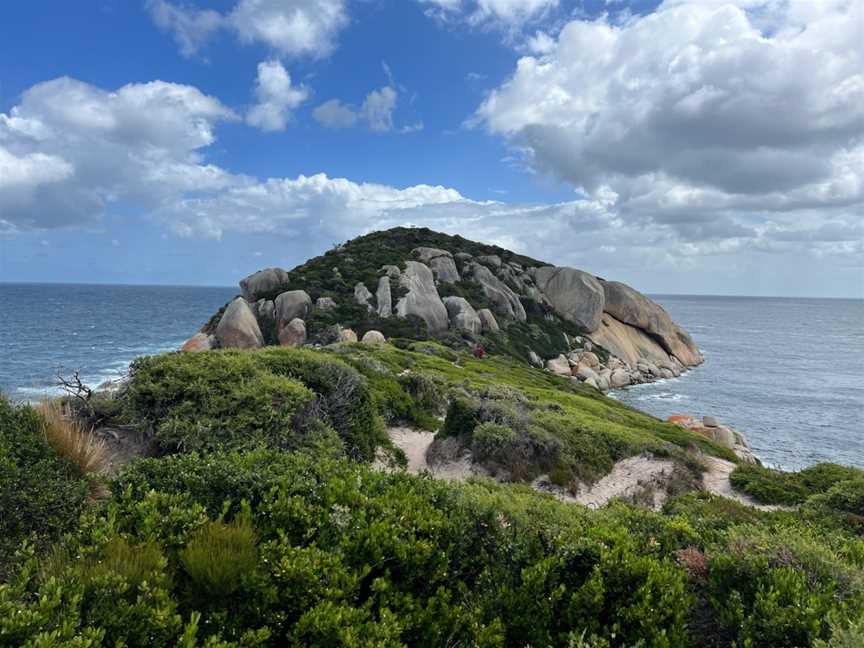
181,333,214,352
215,297,263,349
240,268,291,302
361,330,386,345
443,297,482,334
465,262,526,322
354,282,374,311
278,318,306,347
376,277,392,318
395,261,449,333
476,308,500,333
667,415,757,463
531,267,604,332
413,247,460,283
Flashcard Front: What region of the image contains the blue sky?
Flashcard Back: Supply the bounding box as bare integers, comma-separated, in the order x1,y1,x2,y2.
1,0,861,297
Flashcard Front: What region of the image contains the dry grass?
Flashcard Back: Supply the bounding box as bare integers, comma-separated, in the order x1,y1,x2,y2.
38,398,110,476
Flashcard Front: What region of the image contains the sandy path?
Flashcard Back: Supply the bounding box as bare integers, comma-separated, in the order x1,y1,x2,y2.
701,455,792,511
383,427,480,481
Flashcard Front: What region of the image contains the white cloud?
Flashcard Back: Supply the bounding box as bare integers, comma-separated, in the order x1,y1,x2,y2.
474,0,864,245
361,86,397,133
419,0,558,27
313,86,410,133
312,99,358,129
148,0,348,59
246,60,309,131
146,0,223,58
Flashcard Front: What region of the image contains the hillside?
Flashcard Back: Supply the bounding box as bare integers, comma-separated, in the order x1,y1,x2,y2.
2,228,863,646
187,227,703,391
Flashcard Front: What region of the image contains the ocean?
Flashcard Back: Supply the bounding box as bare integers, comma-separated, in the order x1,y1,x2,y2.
1,284,862,470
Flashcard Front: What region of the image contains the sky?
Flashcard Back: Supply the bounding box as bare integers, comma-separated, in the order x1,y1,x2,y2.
0,0,861,297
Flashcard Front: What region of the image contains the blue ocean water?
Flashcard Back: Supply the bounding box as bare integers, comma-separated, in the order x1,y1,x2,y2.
1,284,862,470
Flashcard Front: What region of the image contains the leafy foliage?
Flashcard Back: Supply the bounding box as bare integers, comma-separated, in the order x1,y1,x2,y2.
730,462,863,506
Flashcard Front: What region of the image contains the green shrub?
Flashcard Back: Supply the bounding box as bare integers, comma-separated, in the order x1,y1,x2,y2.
731,462,864,506
440,397,478,438
88,536,166,589
181,512,258,599
0,396,88,578
471,422,517,463
124,351,314,453
807,479,864,517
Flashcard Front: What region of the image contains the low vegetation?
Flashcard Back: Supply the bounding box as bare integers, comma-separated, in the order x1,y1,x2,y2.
730,462,864,506
38,398,110,475
1,339,862,646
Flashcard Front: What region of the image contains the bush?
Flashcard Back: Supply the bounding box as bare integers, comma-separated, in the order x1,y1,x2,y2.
181,511,258,599
471,422,517,463
125,351,314,453
730,463,864,506
440,398,478,438
0,396,88,578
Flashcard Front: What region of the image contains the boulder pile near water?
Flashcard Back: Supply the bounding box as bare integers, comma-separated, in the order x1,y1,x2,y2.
667,415,757,463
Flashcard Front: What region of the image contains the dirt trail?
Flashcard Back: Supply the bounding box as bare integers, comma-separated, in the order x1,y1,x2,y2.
382,427,784,511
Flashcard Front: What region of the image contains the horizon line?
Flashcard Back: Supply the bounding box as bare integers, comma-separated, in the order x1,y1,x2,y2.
1,280,861,301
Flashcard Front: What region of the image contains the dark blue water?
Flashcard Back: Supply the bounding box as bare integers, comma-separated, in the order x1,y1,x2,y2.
1,285,862,469
615,296,864,470
0,283,235,399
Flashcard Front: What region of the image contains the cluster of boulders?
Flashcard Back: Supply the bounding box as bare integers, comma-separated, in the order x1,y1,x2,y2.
184,237,703,387
181,286,388,353
667,415,757,463
544,335,689,391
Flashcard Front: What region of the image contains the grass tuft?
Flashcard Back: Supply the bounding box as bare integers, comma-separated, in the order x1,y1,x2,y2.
38,398,110,476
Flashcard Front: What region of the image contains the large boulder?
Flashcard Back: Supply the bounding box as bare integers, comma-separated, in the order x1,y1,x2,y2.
477,308,500,333
465,263,526,322
275,290,312,335
240,268,290,302
278,318,306,347
315,296,337,311
601,281,702,366
215,297,264,349
531,266,604,332
412,247,460,283
395,261,449,333
339,328,358,343
181,333,214,352
442,296,482,333
376,276,392,318
546,355,571,376
354,282,374,311
361,330,386,346
609,369,631,388
588,313,677,370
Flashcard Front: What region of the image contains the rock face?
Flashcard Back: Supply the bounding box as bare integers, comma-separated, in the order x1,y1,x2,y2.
279,318,306,347
589,313,677,370
601,281,702,366
531,267,604,332
466,263,526,322
376,277,392,318
240,268,291,302
395,261,449,333
361,330,386,345
413,247,460,283
443,296,482,334
546,355,572,376
215,297,264,349
354,283,374,311
316,297,336,311
667,415,757,463
477,308,500,333
275,290,312,337
181,333,214,352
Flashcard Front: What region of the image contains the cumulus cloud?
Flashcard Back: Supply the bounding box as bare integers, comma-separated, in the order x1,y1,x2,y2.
474,0,864,248
420,0,558,26
0,77,240,231
246,60,308,131
313,86,411,133
148,0,348,59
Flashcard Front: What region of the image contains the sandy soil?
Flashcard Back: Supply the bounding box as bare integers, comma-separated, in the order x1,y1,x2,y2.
382,426,788,512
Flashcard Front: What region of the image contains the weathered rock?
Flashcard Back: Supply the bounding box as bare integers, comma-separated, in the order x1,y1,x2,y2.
575,363,599,382
354,282,374,311
315,297,337,310
660,368,675,379
454,252,473,262
596,374,611,391
395,261,449,333
240,267,290,302
380,264,401,279
601,280,702,366
361,330,386,345
215,297,263,349
442,296,482,333
546,355,572,376
376,276,392,318
476,254,502,270
590,313,677,370
610,369,631,388
412,247,460,283
278,318,306,347
465,263,526,322
528,350,543,368
585,376,600,389
703,415,719,428
580,351,600,368
476,308,500,333
181,333,214,352
339,328,358,343
607,356,625,371
531,266,604,332
275,290,312,336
